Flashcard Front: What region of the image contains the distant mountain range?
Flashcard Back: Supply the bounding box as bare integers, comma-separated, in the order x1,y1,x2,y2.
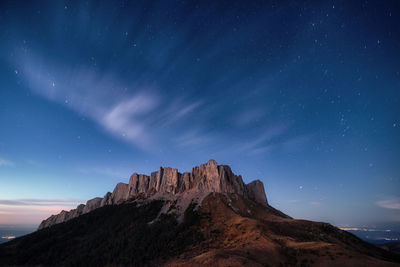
0,160,399,266
340,227,400,245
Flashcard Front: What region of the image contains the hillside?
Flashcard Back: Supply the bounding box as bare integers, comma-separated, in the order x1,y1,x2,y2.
0,193,399,266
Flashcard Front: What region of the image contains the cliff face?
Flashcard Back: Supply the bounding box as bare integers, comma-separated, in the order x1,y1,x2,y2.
38,160,268,229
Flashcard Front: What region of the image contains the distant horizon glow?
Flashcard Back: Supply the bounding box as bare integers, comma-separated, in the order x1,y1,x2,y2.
0,1,399,229
0,198,83,225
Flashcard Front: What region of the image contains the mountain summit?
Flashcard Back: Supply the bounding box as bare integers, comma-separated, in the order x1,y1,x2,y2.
39,159,269,229
1,160,399,266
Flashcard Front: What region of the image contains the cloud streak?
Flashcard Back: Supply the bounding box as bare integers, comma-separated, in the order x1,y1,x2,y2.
0,198,84,207
102,93,159,150
233,107,265,127
0,198,84,225
376,197,400,210
238,124,289,155
77,167,130,178
16,54,202,151
0,158,14,167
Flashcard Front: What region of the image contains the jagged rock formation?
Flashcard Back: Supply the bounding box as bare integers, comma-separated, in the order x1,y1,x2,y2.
38,160,268,229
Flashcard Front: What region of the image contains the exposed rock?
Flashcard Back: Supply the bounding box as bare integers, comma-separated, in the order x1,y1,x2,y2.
69,204,85,218
246,179,268,205
129,173,151,195
160,167,179,194
100,192,112,207
38,160,269,229
38,197,105,230
111,182,129,204
82,197,102,214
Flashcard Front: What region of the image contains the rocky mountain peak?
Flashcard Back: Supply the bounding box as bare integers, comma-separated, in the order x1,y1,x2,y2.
38,160,268,229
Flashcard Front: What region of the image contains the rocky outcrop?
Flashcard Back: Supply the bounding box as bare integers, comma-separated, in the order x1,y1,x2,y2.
38,160,268,229
82,197,102,214
100,192,112,206
246,180,268,205
111,183,129,204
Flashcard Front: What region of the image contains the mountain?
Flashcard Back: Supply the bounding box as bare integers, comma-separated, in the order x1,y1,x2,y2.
0,160,399,266
38,159,269,229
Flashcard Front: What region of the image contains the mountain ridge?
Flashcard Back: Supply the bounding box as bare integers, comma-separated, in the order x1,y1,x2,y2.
39,160,269,229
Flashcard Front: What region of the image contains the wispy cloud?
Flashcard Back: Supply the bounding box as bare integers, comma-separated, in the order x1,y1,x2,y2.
16,54,202,151
0,198,84,225
238,124,289,155
309,201,323,207
77,167,129,178
25,159,43,167
281,134,311,152
233,107,265,126
102,93,159,150
0,198,83,207
157,99,203,128
175,129,213,148
0,158,15,167
376,197,400,210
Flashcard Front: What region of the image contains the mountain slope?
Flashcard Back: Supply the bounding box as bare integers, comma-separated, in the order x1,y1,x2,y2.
1,192,399,266
0,200,203,266
165,193,400,266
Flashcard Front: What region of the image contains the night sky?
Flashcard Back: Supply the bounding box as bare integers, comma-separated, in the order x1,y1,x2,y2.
0,0,399,229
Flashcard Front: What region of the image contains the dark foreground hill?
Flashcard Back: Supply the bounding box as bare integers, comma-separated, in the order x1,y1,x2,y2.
379,242,400,255
0,160,399,266
0,199,201,266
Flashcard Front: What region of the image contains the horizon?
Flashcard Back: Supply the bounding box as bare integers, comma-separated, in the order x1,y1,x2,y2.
0,0,399,234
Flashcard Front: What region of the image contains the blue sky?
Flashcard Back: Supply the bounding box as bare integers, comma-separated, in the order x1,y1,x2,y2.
0,0,399,228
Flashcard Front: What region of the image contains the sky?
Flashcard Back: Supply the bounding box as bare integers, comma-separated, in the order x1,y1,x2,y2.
0,0,399,229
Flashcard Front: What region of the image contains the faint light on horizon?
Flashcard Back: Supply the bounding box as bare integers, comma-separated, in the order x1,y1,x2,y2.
1,236,16,240
340,227,392,232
